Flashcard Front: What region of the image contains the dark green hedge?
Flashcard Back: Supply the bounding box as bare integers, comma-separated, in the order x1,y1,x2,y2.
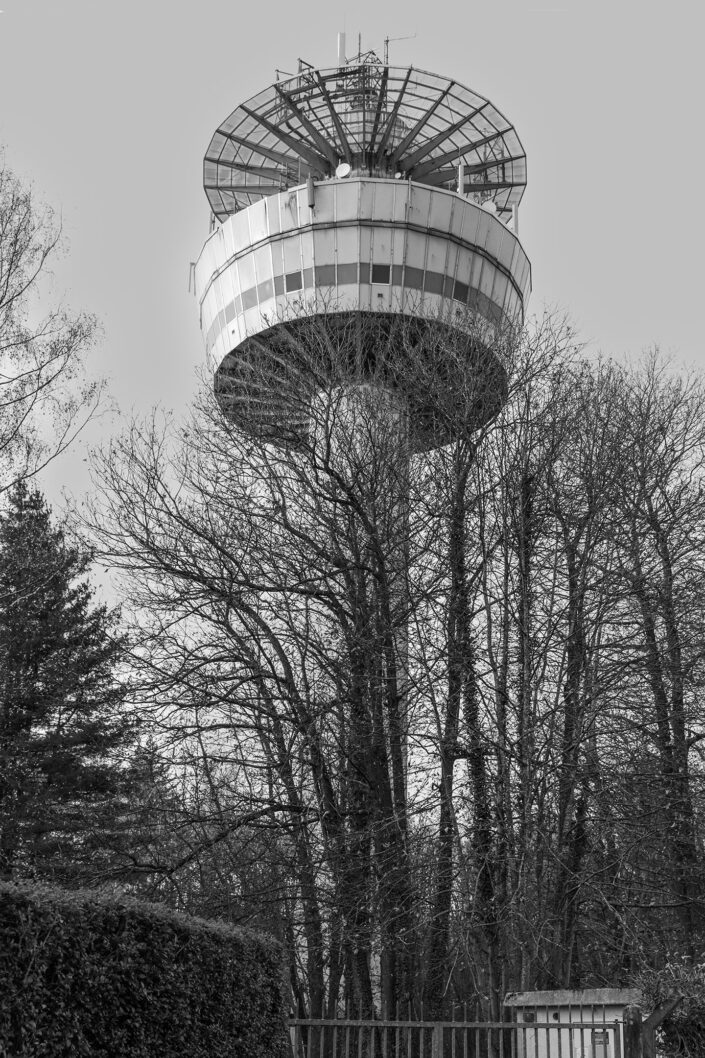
0,880,287,1058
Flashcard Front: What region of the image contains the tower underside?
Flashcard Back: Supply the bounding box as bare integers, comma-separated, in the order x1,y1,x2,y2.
215,311,508,450
196,177,530,447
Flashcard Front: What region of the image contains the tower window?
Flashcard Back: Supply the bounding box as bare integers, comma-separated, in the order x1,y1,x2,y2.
372,264,390,284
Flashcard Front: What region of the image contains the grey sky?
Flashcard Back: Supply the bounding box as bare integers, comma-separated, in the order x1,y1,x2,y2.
0,0,702,507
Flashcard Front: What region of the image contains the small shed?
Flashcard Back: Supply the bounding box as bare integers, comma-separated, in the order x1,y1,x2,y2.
504,988,642,1058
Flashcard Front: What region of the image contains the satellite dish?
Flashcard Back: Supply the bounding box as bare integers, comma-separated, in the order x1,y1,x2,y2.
336,162,352,179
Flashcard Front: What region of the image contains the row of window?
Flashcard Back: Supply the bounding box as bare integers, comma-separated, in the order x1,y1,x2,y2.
204,261,519,355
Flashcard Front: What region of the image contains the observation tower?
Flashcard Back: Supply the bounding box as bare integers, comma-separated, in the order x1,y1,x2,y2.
193,40,531,448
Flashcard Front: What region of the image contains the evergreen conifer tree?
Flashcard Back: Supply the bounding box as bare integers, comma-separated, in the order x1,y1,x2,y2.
0,483,136,883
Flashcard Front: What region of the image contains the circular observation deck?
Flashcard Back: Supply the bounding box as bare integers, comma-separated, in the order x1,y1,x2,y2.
196,60,531,449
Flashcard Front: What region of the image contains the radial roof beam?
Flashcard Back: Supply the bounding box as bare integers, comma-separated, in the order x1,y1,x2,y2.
210,132,321,174
373,68,413,161
205,183,287,195
465,153,523,174
398,102,487,172
389,83,454,169
313,73,353,164
273,87,341,168
423,154,525,186
410,127,507,181
205,158,292,180
463,181,515,192
366,67,389,157
240,104,332,174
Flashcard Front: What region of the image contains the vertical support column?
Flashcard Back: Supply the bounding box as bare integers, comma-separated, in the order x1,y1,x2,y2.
624,1005,643,1058
318,383,411,799
313,381,412,1011
392,430,410,799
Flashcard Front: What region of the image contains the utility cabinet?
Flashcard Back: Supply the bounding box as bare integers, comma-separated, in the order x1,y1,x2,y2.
504,989,642,1058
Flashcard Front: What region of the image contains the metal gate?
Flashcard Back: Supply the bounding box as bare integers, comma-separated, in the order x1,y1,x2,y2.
288,1017,628,1058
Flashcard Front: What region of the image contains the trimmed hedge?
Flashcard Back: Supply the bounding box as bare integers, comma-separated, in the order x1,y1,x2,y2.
0,880,287,1058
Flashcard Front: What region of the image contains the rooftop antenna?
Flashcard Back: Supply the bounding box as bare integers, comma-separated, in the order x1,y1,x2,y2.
383,33,417,65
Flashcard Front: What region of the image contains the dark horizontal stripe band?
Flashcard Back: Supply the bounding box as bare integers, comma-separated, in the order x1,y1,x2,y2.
204,262,517,353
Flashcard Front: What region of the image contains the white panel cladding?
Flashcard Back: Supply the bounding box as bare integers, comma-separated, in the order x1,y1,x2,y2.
282,238,300,273
301,230,314,272
391,228,405,267
230,210,250,254
444,242,459,280
429,192,453,234
269,239,284,277
253,245,272,283
407,185,432,229
237,252,255,291
359,226,373,262
335,225,358,261
359,180,376,219
372,226,392,265
391,181,410,225
427,235,450,276
373,182,396,224
484,215,506,260
335,180,359,219
279,192,300,233
247,199,268,245
450,197,467,239
312,181,335,223
264,195,281,236
405,230,426,270
195,177,531,358
456,249,473,287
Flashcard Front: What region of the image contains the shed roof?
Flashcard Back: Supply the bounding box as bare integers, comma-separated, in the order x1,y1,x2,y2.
504,989,642,1008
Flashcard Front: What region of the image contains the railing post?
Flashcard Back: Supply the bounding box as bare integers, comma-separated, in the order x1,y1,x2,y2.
624,1005,642,1058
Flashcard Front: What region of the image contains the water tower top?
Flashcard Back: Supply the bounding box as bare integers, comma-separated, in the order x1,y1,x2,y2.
204,56,527,223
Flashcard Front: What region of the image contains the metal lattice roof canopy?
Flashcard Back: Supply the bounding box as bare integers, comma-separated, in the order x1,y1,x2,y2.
204,59,527,223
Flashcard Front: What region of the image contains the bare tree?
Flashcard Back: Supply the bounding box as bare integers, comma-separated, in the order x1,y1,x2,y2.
600,354,705,956
0,160,100,487
86,308,531,1014
87,307,705,1018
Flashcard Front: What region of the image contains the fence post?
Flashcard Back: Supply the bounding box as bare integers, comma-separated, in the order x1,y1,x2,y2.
432,1021,443,1058
641,995,682,1058
624,1005,642,1058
